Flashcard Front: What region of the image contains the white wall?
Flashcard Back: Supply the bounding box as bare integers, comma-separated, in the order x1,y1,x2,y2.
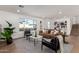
71,16,79,24
74,16,79,24
66,18,72,35
41,19,54,30
71,17,77,24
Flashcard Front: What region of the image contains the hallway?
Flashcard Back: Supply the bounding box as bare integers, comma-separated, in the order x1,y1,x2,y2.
66,24,79,52
71,24,79,36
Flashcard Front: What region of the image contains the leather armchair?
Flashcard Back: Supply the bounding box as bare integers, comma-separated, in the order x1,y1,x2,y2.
41,37,60,53
24,29,32,40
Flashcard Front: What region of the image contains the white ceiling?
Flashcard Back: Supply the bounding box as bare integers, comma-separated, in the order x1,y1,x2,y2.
0,5,79,18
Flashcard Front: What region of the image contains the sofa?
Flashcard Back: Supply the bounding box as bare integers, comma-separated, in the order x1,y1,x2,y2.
39,29,61,39
40,29,65,52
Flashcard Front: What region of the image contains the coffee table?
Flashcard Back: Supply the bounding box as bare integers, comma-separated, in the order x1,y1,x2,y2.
30,35,43,46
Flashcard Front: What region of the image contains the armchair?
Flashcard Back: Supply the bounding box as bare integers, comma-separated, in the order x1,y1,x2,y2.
41,37,60,53
24,29,32,40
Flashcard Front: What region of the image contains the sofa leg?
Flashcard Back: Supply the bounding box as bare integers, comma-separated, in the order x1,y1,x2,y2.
41,44,43,50
55,50,57,53
28,37,30,42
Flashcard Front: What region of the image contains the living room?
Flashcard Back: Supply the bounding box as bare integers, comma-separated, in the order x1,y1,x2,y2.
0,5,79,53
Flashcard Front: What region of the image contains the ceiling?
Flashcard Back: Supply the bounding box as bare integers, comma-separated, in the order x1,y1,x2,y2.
0,5,79,18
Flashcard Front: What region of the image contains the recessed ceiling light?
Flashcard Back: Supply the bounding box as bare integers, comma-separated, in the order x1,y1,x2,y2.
17,9,20,13
58,9,62,14
58,11,62,14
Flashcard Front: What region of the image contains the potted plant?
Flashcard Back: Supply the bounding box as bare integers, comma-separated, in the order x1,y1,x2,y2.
1,21,15,45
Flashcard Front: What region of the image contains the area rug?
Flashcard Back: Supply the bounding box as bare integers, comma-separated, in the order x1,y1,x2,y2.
63,44,73,53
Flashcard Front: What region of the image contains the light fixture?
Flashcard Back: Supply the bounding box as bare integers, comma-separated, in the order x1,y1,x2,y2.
19,5,24,8
17,9,20,13
17,5,24,13
58,11,62,14
58,9,62,14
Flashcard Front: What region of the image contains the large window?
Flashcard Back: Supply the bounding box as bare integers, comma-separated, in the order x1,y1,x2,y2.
19,18,36,30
